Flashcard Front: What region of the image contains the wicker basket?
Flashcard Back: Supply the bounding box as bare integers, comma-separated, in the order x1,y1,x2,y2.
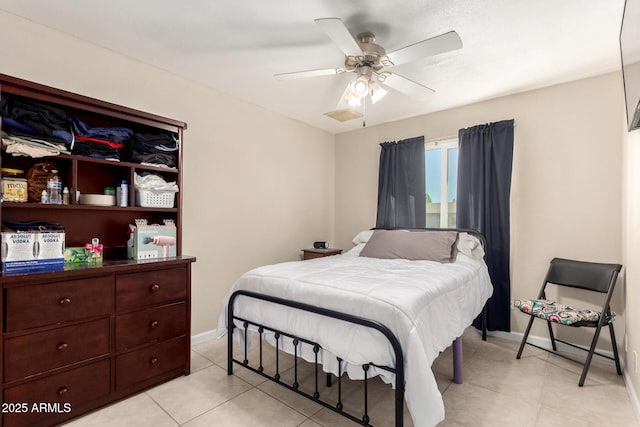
135,188,177,208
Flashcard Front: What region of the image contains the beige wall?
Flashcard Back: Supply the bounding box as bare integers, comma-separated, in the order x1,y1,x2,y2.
335,73,624,349
622,99,640,410
1,10,636,402
0,11,336,335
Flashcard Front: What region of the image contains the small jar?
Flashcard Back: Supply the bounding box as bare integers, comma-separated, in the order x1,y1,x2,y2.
1,168,28,202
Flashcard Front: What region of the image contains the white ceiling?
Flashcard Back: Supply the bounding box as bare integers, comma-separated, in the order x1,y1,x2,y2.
0,0,626,134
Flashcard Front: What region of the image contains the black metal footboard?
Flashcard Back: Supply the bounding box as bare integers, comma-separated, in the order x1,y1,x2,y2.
227,290,405,427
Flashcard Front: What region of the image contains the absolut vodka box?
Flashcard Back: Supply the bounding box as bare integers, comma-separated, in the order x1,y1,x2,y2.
1,232,37,262
36,232,65,260
1,231,65,273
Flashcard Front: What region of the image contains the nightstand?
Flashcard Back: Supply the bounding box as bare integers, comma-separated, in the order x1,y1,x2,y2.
302,248,343,260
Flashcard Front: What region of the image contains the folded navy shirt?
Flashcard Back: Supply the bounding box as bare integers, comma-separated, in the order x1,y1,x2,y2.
70,116,133,144
1,116,73,145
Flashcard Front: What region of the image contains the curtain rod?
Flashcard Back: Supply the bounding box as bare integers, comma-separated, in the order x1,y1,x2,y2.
425,122,517,145
425,135,458,144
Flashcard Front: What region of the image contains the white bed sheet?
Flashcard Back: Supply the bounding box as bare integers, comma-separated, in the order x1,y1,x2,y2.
216,244,493,427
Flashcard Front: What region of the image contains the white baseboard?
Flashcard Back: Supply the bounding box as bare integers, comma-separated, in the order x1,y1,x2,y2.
624,371,640,424
191,329,218,346
195,327,615,358
488,329,616,359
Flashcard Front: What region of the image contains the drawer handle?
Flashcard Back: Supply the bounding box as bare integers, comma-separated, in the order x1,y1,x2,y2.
150,284,161,293
57,387,68,396
57,343,69,352
150,320,160,329
150,357,159,365
59,297,72,305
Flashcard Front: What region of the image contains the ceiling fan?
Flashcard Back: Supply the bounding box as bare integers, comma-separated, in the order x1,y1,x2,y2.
274,18,463,112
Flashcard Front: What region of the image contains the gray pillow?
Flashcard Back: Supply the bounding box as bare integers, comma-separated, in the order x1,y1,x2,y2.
359,229,458,263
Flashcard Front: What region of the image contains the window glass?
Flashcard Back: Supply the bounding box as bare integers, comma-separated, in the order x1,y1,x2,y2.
425,140,458,228
447,148,458,227
425,148,442,227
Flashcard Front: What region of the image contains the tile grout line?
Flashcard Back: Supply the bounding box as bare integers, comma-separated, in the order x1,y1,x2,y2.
144,391,183,426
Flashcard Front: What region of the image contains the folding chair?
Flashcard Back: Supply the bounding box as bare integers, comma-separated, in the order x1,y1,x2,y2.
515,257,622,386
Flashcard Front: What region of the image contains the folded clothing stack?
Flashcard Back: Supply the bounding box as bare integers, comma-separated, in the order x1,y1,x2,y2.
2,220,64,232
0,94,73,156
1,94,179,165
70,116,133,161
129,131,179,168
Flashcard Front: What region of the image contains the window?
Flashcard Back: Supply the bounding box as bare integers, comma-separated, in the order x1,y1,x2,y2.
425,139,458,228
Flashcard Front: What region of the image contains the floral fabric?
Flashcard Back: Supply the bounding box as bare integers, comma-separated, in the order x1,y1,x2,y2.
514,298,601,326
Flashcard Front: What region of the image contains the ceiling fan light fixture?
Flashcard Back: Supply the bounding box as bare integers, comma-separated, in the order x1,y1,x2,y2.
277,19,463,124
350,75,370,98
345,91,362,107
370,82,388,104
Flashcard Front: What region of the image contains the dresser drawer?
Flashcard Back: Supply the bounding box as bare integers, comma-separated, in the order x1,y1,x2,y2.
116,267,187,310
4,318,110,382
115,303,186,351
116,336,187,390
5,276,114,332
3,359,110,427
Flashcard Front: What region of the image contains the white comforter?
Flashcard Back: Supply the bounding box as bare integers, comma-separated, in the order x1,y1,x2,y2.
216,244,492,427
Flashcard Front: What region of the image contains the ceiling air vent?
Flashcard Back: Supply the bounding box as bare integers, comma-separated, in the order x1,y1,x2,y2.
323,109,363,122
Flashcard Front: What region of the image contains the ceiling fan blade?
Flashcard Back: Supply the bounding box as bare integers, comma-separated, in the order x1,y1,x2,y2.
274,68,342,81
382,73,435,101
386,31,462,66
315,18,363,57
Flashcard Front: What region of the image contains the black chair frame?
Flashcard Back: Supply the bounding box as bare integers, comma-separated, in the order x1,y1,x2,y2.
516,257,622,386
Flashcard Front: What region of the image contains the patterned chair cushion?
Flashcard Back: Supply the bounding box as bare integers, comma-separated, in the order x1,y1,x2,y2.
514,299,602,326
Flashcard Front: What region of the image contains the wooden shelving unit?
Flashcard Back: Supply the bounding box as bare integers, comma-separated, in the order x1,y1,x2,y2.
0,73,195,426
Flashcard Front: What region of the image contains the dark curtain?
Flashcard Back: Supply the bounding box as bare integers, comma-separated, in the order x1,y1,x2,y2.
375,136,426,229
457,120,514,332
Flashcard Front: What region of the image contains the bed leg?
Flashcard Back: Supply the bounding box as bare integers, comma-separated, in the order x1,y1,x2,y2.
227,327,233,375
482,305,488,341
326,373,332,387
453,336,463,384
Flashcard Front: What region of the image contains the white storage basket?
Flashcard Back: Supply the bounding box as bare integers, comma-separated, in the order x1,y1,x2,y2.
135,188,177,208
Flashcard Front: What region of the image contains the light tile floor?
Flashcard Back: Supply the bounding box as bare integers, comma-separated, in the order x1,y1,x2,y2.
65,328,639,426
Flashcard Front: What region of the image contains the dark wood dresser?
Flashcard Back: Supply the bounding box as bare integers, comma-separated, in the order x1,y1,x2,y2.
2,257,194,426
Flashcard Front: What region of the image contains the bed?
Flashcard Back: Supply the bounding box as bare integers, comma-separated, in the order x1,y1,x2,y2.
216,228,493,427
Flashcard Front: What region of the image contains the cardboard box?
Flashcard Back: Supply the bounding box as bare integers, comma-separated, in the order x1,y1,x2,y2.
130,219,176,260
36,232,65,260
1,232,37,263
2,258,64,273
2,231,65,273
64,247,103,263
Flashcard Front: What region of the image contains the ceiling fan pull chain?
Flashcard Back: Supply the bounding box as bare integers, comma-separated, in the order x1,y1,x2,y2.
363,100,366,128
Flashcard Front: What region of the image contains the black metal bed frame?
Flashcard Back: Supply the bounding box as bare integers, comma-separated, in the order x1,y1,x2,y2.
226,228,489,427
228,290,405,427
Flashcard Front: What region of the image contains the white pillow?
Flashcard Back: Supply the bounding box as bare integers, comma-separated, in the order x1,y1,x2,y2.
351,229,375,245
344,243,366,256
457,232,485,260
